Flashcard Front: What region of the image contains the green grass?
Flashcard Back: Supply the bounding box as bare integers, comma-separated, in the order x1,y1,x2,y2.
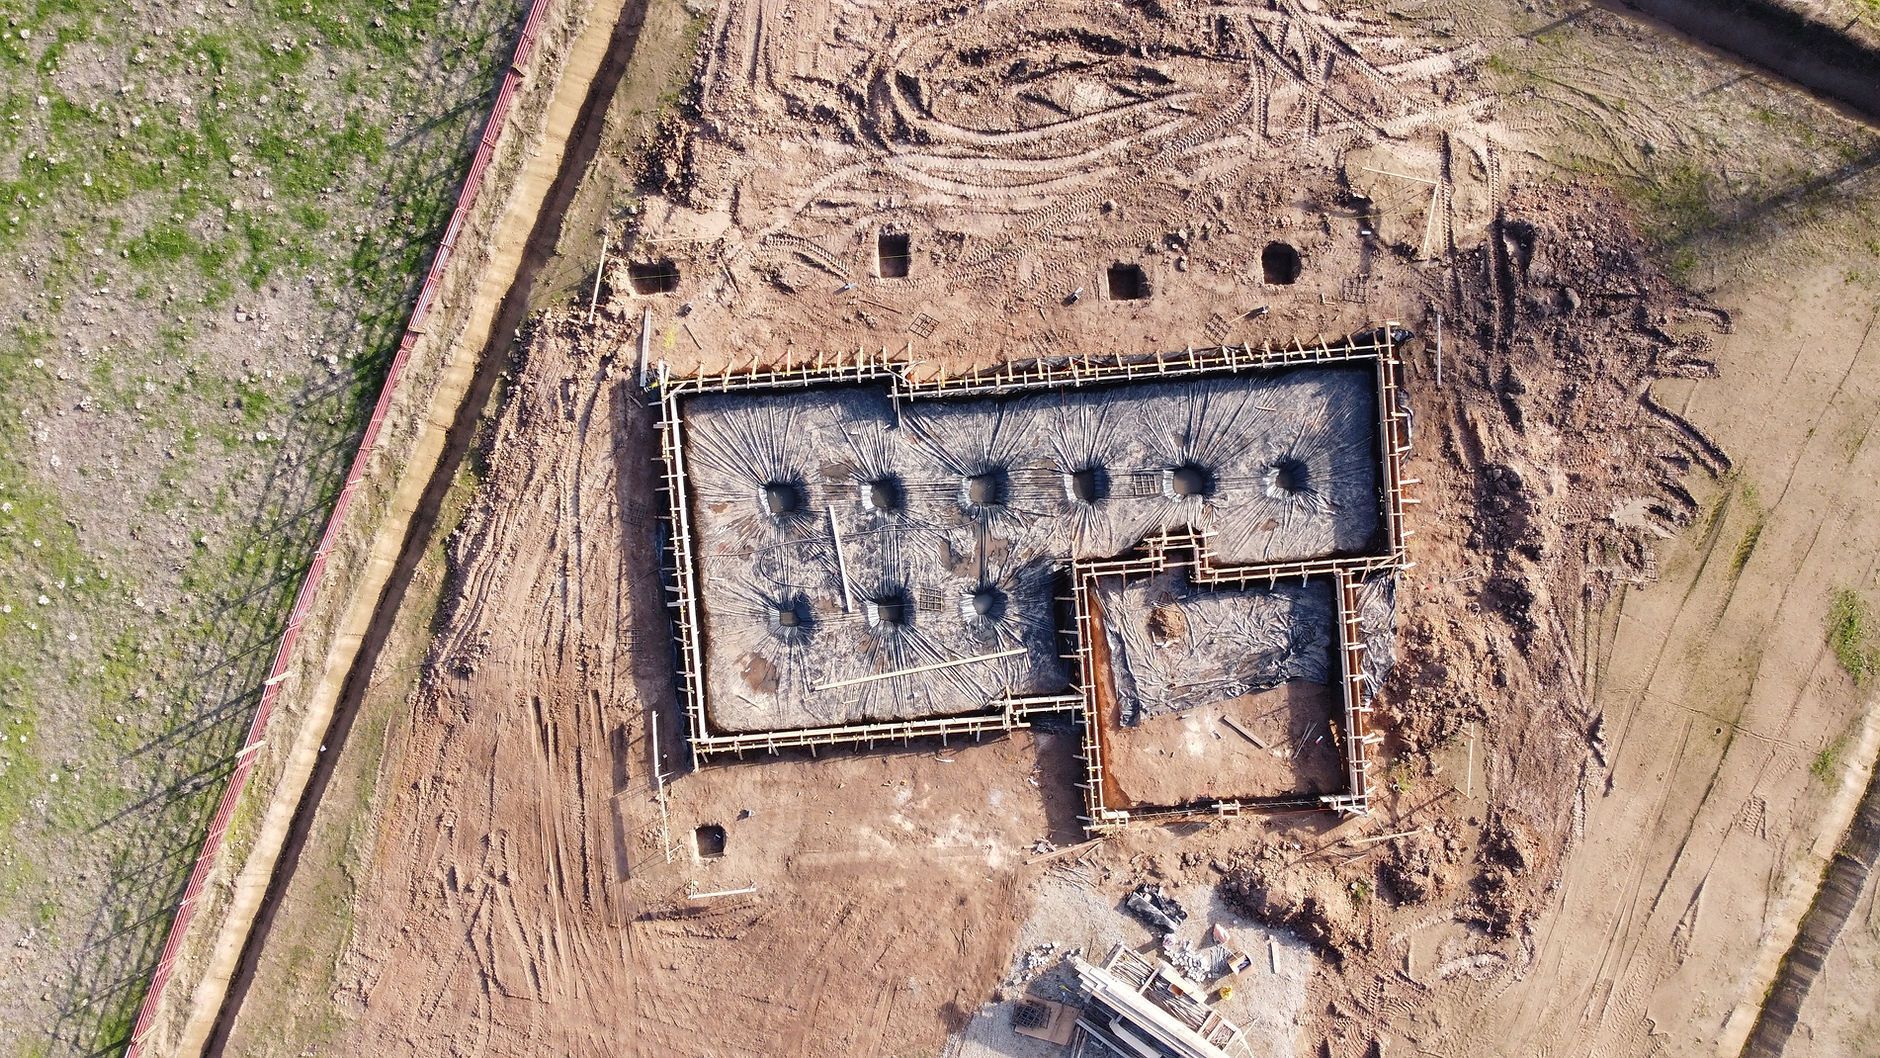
1730,517,1764,577
0,0,519,1048
1722,481,1767,578
1631,159,1720,248
1810,737,1847,782
0,1,501,304
1827,588,1880,685
1727,481,1764,577
0,462,109,896
1481,47,1536,86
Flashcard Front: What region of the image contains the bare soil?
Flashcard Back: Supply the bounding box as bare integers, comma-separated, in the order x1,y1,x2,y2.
202,0,1880,1055
1104,683,1346,806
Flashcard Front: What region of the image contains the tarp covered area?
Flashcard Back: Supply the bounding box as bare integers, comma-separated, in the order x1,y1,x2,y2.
677,367,1380,732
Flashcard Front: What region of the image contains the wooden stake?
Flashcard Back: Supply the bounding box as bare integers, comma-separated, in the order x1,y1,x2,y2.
1026,836,1108,866
587,232,609,325
1290,721,1318,760
1221,715,1268,749
1359,165,1438,185
1346,826,1424,848
637,308,652,387
828,506,853,613
688,885,758,900
1418,182,1441,261
1465,720,1476,799
650,711,672,863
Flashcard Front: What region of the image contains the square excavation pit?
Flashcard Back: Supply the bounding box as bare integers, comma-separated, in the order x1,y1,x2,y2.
627,259,681,294
1093,570,1340,805
654,330,1413,827
876,231,912,278
1106,262,1150,300
693,823,727,859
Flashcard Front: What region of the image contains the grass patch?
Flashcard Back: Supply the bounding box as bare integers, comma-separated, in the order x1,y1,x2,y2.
1810,737,1847,782
1630,158,1719,249
1728,519,1762,577
1385,759,1418,794
1730,484,1765,577
1827,588,1880,685
0,0,521,1047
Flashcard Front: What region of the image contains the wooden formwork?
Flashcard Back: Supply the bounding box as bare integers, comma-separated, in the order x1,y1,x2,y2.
650,328,1414,827
654,384,711,767
1066,541,1391,832
1333,568,1381,804
685,704,1024,757
1375,350,1414,566
903,332,1396,399
659,343,910,399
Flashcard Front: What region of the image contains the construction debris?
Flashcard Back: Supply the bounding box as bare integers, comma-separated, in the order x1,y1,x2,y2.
1126,884,1189,935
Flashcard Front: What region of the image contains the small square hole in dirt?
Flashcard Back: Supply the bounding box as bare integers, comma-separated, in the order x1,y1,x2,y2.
694,823,727,858
628,259,681,294
1106,262,1149,300
876,231,911,279
1261,242,1301,285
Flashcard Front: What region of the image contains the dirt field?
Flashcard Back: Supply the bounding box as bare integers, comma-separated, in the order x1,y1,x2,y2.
195,0,1880,1055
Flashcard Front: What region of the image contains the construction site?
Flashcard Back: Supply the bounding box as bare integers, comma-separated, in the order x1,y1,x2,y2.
101,0,1880,1057
659,334,1411,829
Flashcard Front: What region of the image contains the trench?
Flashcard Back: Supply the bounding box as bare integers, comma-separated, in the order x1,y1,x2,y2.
1602,0,1880,125
199,0,656,1052
1738,758,1880,1057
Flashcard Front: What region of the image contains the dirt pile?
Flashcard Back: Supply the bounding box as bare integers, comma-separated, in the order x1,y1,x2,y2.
1219,842,1373,964
1167,184,1734,1044
1464,815,1537,938
1385,615,1495,755
1378,821,1466,906
1371,180,1728,776
1218,182,1737,1046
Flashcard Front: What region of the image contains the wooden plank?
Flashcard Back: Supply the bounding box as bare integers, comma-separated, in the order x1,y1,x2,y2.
1220,715,1268,749
688,885,758,900
828,505,853,612
1026,836,1108,866
586,231,609,324
813,647,1026,691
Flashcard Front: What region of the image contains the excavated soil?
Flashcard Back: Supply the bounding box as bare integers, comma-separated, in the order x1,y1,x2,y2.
328,108,1722,1058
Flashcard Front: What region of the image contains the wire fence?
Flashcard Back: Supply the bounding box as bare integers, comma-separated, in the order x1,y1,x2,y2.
123,1,554,1051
